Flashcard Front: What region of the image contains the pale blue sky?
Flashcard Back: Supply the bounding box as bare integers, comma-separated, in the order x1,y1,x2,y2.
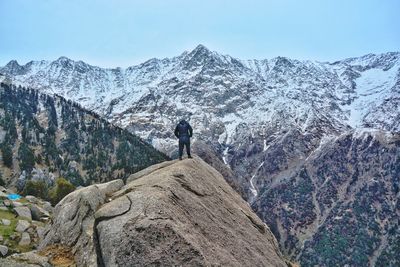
0,0,399,67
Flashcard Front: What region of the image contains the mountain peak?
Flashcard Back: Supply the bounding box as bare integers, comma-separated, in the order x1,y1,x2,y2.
2,60,25,75
5,59,20,67
55,56,73,64
181,44,221,70
188,44,213,57
193,44,210,51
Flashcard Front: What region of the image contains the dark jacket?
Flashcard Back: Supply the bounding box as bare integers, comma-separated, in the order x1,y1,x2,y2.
174,120,193,142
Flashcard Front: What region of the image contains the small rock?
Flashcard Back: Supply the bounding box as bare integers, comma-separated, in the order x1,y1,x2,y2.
16,220,30,233
10,233,19,240
0,206,7,211
0,245,8,256
27,227,35,234
19,232,31,246
25,196,38,204
12,201,23,207
0,235,3,242
42,202,53,213
0,192,8,198
3,200,11,207
36,227,46,240
0,186,5,192
1,219,11,226
14,206,32,220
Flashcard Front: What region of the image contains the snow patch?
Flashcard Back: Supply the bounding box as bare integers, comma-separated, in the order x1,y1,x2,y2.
345,64,398,128
222,147,230,166
249,162,264,199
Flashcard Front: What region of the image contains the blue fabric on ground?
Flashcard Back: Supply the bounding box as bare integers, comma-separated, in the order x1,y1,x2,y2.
7,194,21,200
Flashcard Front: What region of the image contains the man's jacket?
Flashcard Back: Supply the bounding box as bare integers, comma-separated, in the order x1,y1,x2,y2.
174,120,193,143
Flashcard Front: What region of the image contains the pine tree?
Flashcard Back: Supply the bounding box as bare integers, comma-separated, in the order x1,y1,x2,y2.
18,143,36,172
1,144,13,168
0,171,5,186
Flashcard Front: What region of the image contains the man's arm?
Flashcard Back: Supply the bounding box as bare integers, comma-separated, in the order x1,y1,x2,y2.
188,124,193,137
174,125,179,138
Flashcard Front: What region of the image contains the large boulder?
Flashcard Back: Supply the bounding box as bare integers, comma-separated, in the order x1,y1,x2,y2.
97,157,286,266
42,157,286,266
39,179,124,267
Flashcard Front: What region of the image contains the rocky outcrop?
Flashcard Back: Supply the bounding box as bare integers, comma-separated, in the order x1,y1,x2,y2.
41,157,287,266
39,180,124,267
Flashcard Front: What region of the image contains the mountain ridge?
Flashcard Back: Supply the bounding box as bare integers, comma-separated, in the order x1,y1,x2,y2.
1,46,398,137
3,45,399,70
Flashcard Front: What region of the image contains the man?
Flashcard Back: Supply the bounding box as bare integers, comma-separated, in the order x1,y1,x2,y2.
174,119,193,160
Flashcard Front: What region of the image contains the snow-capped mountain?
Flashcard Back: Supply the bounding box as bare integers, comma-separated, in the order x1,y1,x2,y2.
1,45,400,265
1,46,399,144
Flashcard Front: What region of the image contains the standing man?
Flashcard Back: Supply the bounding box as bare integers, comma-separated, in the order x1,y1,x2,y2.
174,119,193,160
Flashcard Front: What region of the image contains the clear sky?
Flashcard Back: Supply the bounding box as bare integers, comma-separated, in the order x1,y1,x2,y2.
0,0,399,67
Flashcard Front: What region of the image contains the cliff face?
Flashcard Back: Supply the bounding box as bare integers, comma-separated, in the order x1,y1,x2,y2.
40,157,287,267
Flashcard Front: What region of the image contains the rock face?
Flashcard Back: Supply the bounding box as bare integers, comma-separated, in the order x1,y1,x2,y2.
41,157,286,267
